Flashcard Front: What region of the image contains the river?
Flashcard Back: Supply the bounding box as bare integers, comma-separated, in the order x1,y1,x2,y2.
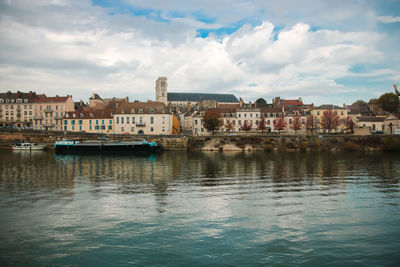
0,150,399,266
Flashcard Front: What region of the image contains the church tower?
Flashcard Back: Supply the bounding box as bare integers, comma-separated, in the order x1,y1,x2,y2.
155,77,168,104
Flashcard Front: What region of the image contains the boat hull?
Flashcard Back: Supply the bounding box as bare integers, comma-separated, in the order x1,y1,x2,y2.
54,142,161,154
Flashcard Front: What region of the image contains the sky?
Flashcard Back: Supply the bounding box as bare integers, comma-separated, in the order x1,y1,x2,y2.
0,0,399,105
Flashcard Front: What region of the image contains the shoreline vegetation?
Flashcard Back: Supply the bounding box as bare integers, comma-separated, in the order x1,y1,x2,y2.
1,130,400,152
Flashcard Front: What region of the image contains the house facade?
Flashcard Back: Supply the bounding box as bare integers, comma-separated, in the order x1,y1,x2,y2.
0,91,38,128
384,113,400,134
33,95,74,131
63,109,114,133
311,105,348,133
113,101,174,135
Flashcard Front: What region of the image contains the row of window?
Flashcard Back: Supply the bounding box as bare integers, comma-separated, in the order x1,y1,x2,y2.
115,116,166,124
0,99,29,103
64,119,112,125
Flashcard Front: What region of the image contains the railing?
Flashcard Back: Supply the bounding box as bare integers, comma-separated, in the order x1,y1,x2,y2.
44,109,53,113
42,122,54,127
34,115,43,120
136,122,146,127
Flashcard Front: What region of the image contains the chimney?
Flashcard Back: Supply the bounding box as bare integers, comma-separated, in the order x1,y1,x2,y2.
126,96,129,102
239,98,243,108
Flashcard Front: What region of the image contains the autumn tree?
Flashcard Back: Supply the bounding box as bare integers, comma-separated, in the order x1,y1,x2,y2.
378,92,399,112
241,120,252,135
202,109,223,135
257,117,266,134
306,114,317,134
344,117,355,133
225,119,235,133
273,115,287,134
321,109,340,133
291,114,302,135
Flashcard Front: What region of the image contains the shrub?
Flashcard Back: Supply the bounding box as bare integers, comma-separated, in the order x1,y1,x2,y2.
263,144,274,151
342,141,360,151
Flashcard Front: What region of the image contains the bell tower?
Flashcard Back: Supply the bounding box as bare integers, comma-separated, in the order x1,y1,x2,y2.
155,77,168,104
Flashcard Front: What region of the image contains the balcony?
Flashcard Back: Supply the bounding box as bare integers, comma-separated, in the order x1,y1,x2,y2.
42,122,54,127
54,115,64,120
136,122,146,127
34,115,43,120
44,108,53,113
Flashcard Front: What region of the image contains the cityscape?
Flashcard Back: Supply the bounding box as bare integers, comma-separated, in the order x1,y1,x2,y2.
1,77,399,136
1,1,400,266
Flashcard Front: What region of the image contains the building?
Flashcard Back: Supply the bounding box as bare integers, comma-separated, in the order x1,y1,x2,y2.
33,95,74,131
63,109,114,133
113,101,174,135
311,105,348,133
0,91,38,128
155,77,239,113
384,113,400,134
357,116,385,134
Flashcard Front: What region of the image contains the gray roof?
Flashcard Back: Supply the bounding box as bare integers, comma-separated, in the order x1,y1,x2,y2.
167,92,239,103
314,104,345,110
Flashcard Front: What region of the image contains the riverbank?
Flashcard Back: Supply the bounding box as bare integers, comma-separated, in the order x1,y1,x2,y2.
0,130,399,151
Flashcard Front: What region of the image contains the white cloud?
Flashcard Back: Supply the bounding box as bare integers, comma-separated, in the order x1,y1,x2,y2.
377,16,400,23
0,0,398,105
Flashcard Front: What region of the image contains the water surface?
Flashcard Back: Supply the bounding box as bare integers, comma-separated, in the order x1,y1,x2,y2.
0,151,399,266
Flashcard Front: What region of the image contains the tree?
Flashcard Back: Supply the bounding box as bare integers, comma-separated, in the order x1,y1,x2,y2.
368,98,379,105
378,92,400,112
352,100,368,107
273,115,287,134
344,117,355,133
225,119,235,133
291,114,302,134
241,120,252,135
257,117,266,134
306,114,317,134
321,109,340,133
202,109,223,135
256,98,267,105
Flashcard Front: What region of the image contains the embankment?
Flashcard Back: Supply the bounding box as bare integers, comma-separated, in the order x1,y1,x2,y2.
1,130,399,151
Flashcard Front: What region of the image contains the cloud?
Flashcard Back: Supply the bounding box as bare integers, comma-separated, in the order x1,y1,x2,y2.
0,0,398,105
376,16,400,23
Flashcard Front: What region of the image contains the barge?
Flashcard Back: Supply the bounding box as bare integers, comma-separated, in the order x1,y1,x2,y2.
54,139,161,154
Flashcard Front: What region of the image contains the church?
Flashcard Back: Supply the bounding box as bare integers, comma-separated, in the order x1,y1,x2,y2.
155,77,239,112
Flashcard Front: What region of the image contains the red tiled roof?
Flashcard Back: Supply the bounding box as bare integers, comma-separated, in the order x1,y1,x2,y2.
34,96,71,103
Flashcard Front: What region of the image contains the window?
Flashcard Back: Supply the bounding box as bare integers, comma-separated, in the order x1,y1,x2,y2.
108,126,112,130
71,120,75,125
139,109,143,113
72,125,75,130
126,117,129,124
102,119,105,125
150,117,154,124
162,116,165,124
132,117,135,124
95,125,99,130
64,126,67,131
116,117,119,124
101,126,105,130
317,111,320,115
64,120,68,125
96,120,99,125
121,117,124,124
151,127,154,132
79,125,82,131
89,120,92,125
150,109,154,113
89,126,92,130
109,120,112,125
195,120,198,125
121,127,124,132
131,127,134,131
239,114,241,118
162,127,165,132
78,120,83,125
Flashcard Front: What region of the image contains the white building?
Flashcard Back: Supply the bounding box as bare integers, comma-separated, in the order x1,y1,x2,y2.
113,101,173,135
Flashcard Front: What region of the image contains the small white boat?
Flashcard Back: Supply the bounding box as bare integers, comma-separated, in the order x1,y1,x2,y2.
12,142,46,151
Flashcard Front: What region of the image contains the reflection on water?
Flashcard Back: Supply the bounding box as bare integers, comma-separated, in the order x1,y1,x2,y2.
0,150,399,266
